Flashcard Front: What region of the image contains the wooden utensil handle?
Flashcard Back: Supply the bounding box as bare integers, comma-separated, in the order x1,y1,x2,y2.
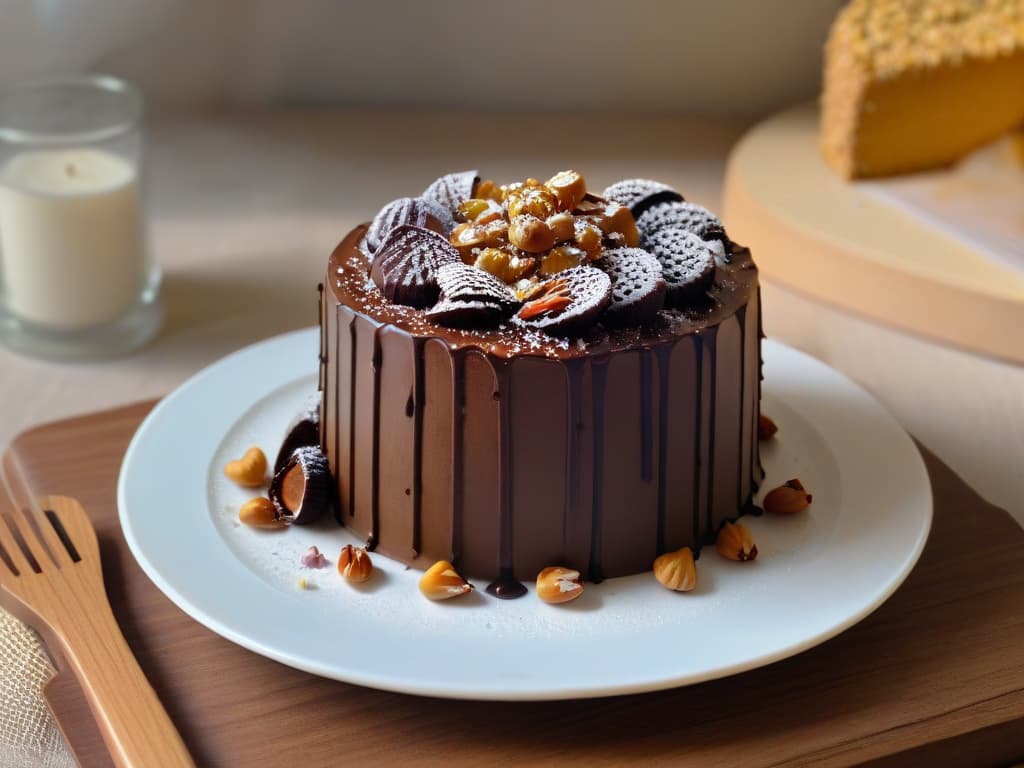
57,599,194,768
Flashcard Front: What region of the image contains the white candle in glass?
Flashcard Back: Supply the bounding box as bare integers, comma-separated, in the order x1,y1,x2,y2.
0,147,145,329
0,75,159,360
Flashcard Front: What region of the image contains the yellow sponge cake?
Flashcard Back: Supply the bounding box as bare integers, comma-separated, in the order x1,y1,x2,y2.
822,0,1024,178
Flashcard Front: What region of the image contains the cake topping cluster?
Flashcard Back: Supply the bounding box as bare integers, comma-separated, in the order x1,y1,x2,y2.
363,170,730,338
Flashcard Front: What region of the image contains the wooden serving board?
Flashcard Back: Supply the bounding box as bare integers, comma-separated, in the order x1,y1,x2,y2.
722,103,1024,364
3,401,1024,767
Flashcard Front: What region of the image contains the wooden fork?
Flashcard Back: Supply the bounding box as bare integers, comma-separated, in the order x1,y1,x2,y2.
0,494,194,768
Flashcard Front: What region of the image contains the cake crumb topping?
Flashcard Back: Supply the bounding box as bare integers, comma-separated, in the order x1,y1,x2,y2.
833,0,1024,79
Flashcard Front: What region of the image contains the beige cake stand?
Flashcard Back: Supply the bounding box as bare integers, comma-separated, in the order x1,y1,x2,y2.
722,103,1024,364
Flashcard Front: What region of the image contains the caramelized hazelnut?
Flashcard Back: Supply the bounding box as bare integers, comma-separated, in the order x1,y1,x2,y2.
482,218,509,246
475,179,502,201
653,547,697,591
451,221,485,247
764,479,812,515
461,197,504,226
458,198,491,222
716,521,758,561
337,544,373,582
506,185,558,220
474,247,536,284
539,245,586,276
545,170,587,212
512,277,539,300
419,560,474,600
535,566,584,604
546,212,575,243
224,446,268,488
596,203,641,247
574,219,604,259
238,497,285,529
509,215,556,253
450,222,488,260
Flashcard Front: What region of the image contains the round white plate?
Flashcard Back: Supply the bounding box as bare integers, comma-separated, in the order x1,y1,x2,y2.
119,328,931,701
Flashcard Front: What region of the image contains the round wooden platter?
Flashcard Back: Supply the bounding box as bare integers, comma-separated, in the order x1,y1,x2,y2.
722,103,1024,364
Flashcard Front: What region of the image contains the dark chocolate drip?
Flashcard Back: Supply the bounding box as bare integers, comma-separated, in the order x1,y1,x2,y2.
588,357,610,583
691,335,703,550
491,362,524,598
755,286,765,481
450,349,467,564
639,350,654,483
704,326,719,540
563,359,584,553
736,305,748,511
317,284,326,391
368,329,383,551
411,338,426,556
330,306,343,524
704,325,720,540
486,576,528,599
346,312,357,521
654,343,672,554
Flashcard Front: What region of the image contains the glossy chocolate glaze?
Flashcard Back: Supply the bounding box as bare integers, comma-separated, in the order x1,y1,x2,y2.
320,225,763,586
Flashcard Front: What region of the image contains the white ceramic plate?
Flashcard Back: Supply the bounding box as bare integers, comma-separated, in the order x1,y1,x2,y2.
119,328,931,701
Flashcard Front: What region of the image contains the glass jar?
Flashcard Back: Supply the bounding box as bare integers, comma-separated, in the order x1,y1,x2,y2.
0,74,161,359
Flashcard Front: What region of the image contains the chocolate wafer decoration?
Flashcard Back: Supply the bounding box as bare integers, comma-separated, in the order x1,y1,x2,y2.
422,170,480,220
434,263,519,309
515,266,612,337
643,227,716,308
365,196,452,253
600,247,667,327
637,200,727,246
601,178,684,218
370,224,460,308
426,262,519,328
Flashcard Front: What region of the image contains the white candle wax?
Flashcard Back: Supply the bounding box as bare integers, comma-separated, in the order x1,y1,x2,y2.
0,148,145,329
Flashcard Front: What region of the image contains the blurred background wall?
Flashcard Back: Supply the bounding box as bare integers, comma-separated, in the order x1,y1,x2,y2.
0,0,844,117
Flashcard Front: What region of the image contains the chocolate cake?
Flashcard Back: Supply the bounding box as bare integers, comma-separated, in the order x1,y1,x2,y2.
317,171,762,596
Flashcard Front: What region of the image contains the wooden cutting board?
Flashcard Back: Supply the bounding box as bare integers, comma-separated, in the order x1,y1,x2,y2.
722,103,1024,364
3,401,1024,767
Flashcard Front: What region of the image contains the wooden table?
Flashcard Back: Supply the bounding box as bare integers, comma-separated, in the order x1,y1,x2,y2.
1,110,1022,766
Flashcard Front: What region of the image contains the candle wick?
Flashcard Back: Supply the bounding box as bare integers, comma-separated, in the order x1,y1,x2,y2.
65,162,77,177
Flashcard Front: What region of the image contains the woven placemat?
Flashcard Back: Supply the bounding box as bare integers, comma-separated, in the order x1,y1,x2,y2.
0,609,74,767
